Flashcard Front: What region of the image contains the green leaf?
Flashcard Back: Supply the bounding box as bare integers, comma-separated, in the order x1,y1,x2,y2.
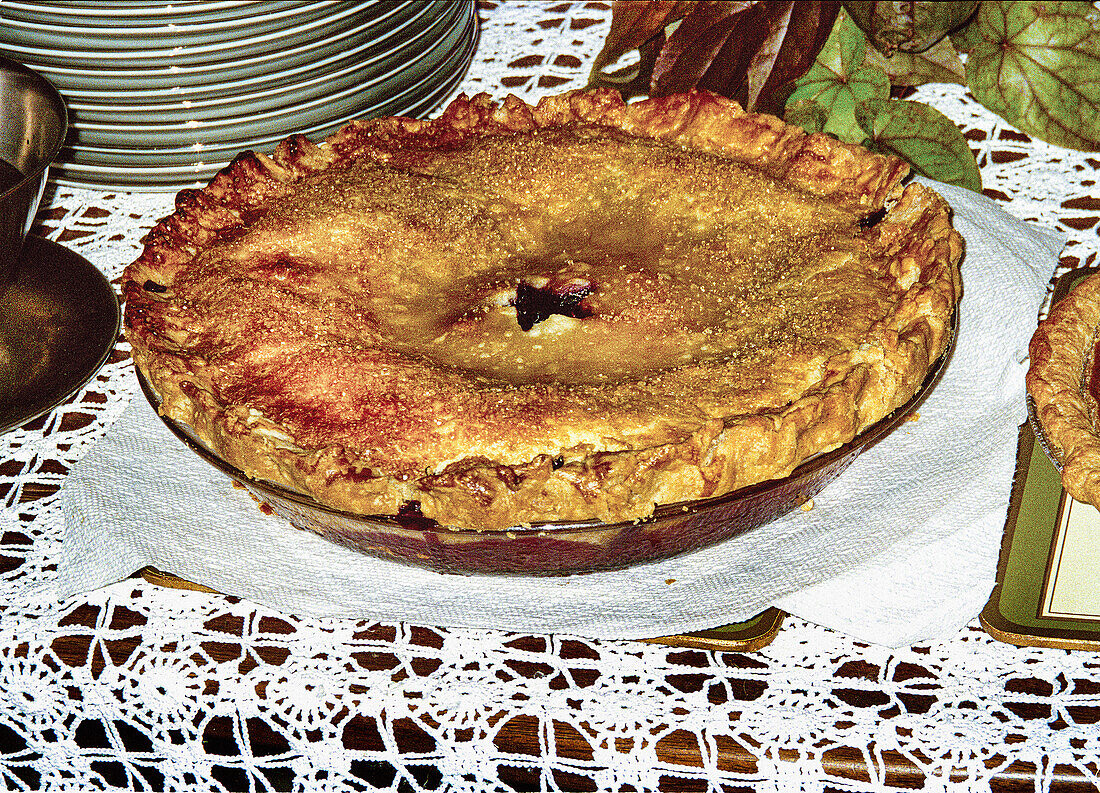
810,7,869,70
856,98,983,191
862,34,967,87
784,99,829,134
843,1,979,54
955,1,1100,151
786,11,891,143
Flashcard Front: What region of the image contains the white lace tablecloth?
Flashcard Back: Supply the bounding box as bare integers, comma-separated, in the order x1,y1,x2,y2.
4,3,1100,790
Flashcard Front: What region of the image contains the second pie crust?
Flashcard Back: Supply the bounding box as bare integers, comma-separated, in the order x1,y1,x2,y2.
1028,272,1100,507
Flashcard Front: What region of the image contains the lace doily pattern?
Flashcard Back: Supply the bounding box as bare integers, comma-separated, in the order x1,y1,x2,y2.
3,2,1100,790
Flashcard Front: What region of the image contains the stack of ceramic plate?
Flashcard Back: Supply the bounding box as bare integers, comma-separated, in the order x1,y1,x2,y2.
0,1,477,190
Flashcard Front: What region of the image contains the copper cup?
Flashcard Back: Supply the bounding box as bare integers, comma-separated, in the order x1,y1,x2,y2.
0,56,67,288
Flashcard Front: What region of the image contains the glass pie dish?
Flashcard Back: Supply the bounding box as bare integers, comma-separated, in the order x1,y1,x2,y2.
137,328,953,576
1027,392,1064,471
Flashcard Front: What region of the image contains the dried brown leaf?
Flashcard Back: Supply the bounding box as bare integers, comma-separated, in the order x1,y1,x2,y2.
590,1,839,112
748,1,842,113
650,1,759,99
655,1,841,111
588,1,696,94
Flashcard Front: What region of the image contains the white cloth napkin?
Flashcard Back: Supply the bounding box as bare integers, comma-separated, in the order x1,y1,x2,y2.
44,181,1061,647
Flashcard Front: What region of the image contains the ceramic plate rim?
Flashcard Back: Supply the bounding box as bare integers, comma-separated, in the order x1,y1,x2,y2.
0,2,379,61
61,4,460,113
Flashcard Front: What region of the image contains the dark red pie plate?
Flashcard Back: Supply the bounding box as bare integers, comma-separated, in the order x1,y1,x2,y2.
137,330,953,576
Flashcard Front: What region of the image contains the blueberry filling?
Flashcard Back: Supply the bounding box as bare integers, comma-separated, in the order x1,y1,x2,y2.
396,500,434,528
514,281,594,331
398,500,424,516
859,207,887,229
143,280,168,293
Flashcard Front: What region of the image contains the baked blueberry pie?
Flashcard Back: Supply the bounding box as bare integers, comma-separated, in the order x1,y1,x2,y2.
123,89,962,531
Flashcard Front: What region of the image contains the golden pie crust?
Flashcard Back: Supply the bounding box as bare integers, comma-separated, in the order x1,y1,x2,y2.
1028,272,1100,507
123,88,962,531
